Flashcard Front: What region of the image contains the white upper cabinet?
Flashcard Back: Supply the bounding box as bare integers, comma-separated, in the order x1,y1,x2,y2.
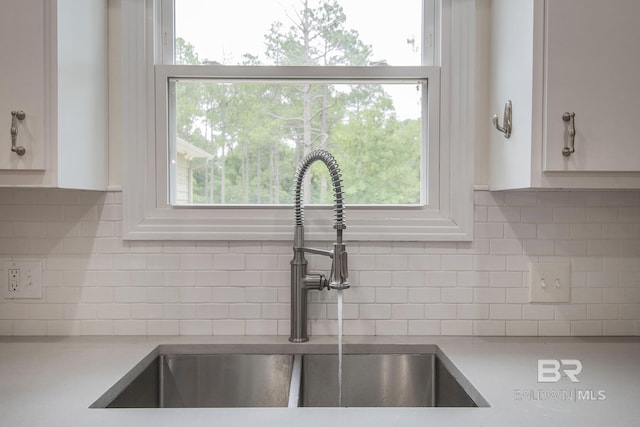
489,0,640,189
0,0,107,190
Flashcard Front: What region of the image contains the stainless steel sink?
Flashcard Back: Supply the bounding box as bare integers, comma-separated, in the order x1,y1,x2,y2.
300,353,478,407
91,344,487,409
91,346,295,408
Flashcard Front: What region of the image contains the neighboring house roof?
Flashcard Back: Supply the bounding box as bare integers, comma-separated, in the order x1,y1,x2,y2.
177,137,214,161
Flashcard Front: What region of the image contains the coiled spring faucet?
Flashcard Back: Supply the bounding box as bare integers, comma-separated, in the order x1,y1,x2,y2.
290,149,349,342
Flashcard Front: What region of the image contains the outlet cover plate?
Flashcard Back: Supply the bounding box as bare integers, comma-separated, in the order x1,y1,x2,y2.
1,261,43,299
529,262,570,303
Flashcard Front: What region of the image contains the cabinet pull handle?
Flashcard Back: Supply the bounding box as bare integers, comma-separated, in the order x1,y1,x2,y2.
10,110,26,156
562,112,576,157
492,100,512,138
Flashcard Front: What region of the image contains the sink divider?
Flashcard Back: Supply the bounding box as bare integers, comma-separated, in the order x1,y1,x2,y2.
288,355,303,408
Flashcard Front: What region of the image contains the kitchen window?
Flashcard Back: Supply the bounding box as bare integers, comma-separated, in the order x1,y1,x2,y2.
121,0,475,241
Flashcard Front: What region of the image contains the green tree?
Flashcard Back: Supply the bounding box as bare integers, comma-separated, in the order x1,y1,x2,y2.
264,0,373,203
173,1,422,206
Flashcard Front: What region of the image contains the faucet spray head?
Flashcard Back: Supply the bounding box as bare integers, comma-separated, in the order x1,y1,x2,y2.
329,242,350,290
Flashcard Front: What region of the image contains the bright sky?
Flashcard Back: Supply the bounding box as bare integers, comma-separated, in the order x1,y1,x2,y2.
175,0,422,65
174,0,426,119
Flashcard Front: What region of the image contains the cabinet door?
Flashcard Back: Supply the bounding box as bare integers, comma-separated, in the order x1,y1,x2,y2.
544,0,640,172
0,0,46,171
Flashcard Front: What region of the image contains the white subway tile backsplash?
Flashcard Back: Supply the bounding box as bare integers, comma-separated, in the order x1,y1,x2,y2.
391,271,424,287
586,304,618,320
195,241,230,254
246,320,277,335
146,254,180,270
571,288,603,304
423,304,457,320
522,304,554,320
179,287,213,303
489,271,522,288
408,320,440,335
424,271,457,286
375,255,409,271
376,320,407,335
441,255,473,271
228,271,261,286
180,320,213,335
376,288,408,304
113,254,146,270
587,272,619,287
212,288,245,303
407,255,441,270
521,207,553,223
474,223,503,239
327,303,359,320
228,304,261,319
360,271,392,287
131,304,163,319
195,304,229,320
441,288,473,304
391,304,424,320
473,288,505,304
473,320,506,336
179,254,214,270
539,320,571,336
0,304,28,320
587,240,620,256
619,304,640,319
489,304,522,320
47,320,81,335
456,271,490,287
487,206,521,223
441,320,472,335
472,255,506,272
343,319,376,335
504,223,537,239
570,320,602,336
505,288,529,303
30,304,64,320
603,320,635,336
0,189,638,337
146,287,179,304
456,304,489,320
114,320,147,335
506,321,538,336
148,320,179,335
360,304,391,319
162,304,194,319
79,320,114,335
555,304,587,321
405,287,439,304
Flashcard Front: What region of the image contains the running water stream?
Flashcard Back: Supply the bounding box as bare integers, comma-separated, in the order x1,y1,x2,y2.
337,289,343,407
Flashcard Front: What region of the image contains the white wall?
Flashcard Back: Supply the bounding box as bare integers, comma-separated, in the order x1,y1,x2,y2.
1,2,636,337
0,188,638,336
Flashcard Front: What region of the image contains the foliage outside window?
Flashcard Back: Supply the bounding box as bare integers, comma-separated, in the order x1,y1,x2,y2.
165,0,428,206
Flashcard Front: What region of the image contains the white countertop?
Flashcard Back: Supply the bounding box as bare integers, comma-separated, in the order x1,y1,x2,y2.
0,335,638,427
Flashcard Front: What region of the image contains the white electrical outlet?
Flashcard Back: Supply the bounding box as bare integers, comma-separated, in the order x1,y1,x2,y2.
1,261,43,299
8,269,20,292
529,262,570,303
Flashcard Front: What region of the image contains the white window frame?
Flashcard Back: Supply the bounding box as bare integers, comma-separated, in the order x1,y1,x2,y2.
120,0,475,241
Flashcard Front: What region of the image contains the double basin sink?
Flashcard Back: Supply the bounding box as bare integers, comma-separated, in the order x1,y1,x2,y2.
91,344,487,408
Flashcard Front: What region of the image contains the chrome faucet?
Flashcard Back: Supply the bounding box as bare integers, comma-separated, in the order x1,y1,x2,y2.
290,149,349,343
